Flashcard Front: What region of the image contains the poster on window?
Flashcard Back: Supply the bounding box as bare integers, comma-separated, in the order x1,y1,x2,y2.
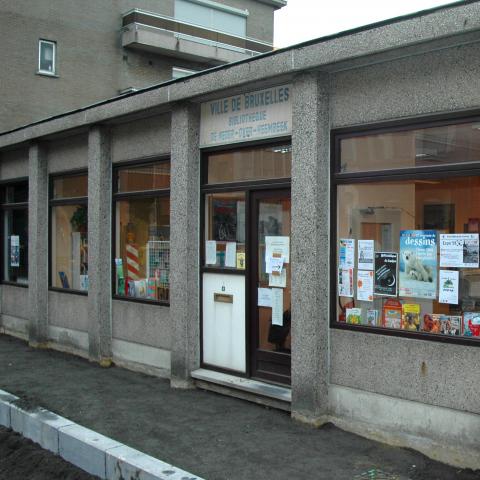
439,233,479,268
357,270,374,302
212,199,237,241
10,235,20,267
339,239,355,269
399,230,437,299
358,240,374,270
438,270,459,305
374,252,398,297
338,268,353,297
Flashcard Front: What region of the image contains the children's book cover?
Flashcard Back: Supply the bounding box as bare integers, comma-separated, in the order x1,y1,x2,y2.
382,299,402,329
127,279,135,297
147,278,157,300
134,279,147,298
399,230,437,299
463,312,480,337
365,309,379,326
346,308,362,325
401,304,420,331
422,313,441,333
440,315,462,336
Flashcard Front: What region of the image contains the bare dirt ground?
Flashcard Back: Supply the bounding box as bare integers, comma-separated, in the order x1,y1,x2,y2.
0,334,479,480
0,426,98,480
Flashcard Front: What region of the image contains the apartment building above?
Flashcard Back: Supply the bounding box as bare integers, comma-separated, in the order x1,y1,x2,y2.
0,0,285,132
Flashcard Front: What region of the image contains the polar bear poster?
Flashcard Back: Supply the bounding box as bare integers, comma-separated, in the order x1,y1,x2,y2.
399,230,437,299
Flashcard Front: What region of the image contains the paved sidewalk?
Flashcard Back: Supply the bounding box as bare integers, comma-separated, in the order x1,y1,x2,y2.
0,335,477,480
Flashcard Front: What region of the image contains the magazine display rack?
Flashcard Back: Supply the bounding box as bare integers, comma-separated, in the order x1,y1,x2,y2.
146,240,170,302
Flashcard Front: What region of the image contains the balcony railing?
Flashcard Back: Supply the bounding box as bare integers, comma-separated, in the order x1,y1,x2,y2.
121,9,273,65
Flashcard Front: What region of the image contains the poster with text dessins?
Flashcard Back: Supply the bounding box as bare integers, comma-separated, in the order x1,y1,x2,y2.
399,230,437,299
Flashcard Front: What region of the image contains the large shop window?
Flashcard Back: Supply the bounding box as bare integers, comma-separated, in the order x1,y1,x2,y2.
113,161,170,304
334,118,480,342
2,182,28,285
50,174,88,292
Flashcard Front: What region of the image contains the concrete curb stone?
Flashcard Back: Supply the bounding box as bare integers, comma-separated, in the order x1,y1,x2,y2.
106,444,201,480
10,404,74,454
0,389,204,480
59,424,123,478
0,389,18,427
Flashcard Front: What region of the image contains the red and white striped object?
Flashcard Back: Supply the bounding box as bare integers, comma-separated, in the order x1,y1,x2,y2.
126,243,140,280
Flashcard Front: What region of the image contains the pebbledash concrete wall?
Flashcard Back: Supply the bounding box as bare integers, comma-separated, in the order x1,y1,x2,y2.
0,1,480,469
0,114,172,373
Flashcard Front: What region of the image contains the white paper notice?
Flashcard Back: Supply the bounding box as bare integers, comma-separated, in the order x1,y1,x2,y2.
439,270,459,304
258,288,273,307
205,240,217,265
339,239,355,269
265,236,290,263
338,268,353,297
10,235,19,267
440,234,479,268
269,269,287,288
356,270,374,302
271,288,284,326
358,240,374,270
266,256,284,275
225,242,237,268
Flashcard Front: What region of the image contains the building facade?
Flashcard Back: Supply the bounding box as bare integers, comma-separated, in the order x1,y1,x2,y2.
0,0,479,470
0,0,285,132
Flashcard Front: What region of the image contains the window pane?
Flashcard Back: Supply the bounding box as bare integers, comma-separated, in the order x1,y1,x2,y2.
5,183,28,204
116,162,170,193
39,42,54,72
336,176,480,339
340,122,480,173
175,0,246,37
3,209,28,284
115,197,170,302
51,205,88,290
207,145,291,184
52,175,88,199
204,192,245,268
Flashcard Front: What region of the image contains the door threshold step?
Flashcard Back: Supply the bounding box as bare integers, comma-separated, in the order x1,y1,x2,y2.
191,368,291,412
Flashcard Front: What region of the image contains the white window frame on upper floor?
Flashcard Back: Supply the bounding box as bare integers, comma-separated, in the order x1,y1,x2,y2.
38,39,56,76
174,0,248,38
180,0,249,17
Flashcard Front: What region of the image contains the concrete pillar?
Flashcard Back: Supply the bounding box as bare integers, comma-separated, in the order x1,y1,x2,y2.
290,72,330,424
170,102,201,388
87,126,112,365
28,143,49,346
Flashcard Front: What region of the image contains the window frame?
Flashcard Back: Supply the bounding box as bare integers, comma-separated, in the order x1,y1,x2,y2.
0,178,29,288
48,170,88,296
38,39,56,76
200,139,292,277
174,0,248,38
112,156,171,306
331,110,480,347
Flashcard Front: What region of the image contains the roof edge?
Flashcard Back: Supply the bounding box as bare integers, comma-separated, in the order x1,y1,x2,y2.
0,0,476,140
255,0,287,9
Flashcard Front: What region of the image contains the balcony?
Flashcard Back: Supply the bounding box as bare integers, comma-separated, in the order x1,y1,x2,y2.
121,9,273,66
